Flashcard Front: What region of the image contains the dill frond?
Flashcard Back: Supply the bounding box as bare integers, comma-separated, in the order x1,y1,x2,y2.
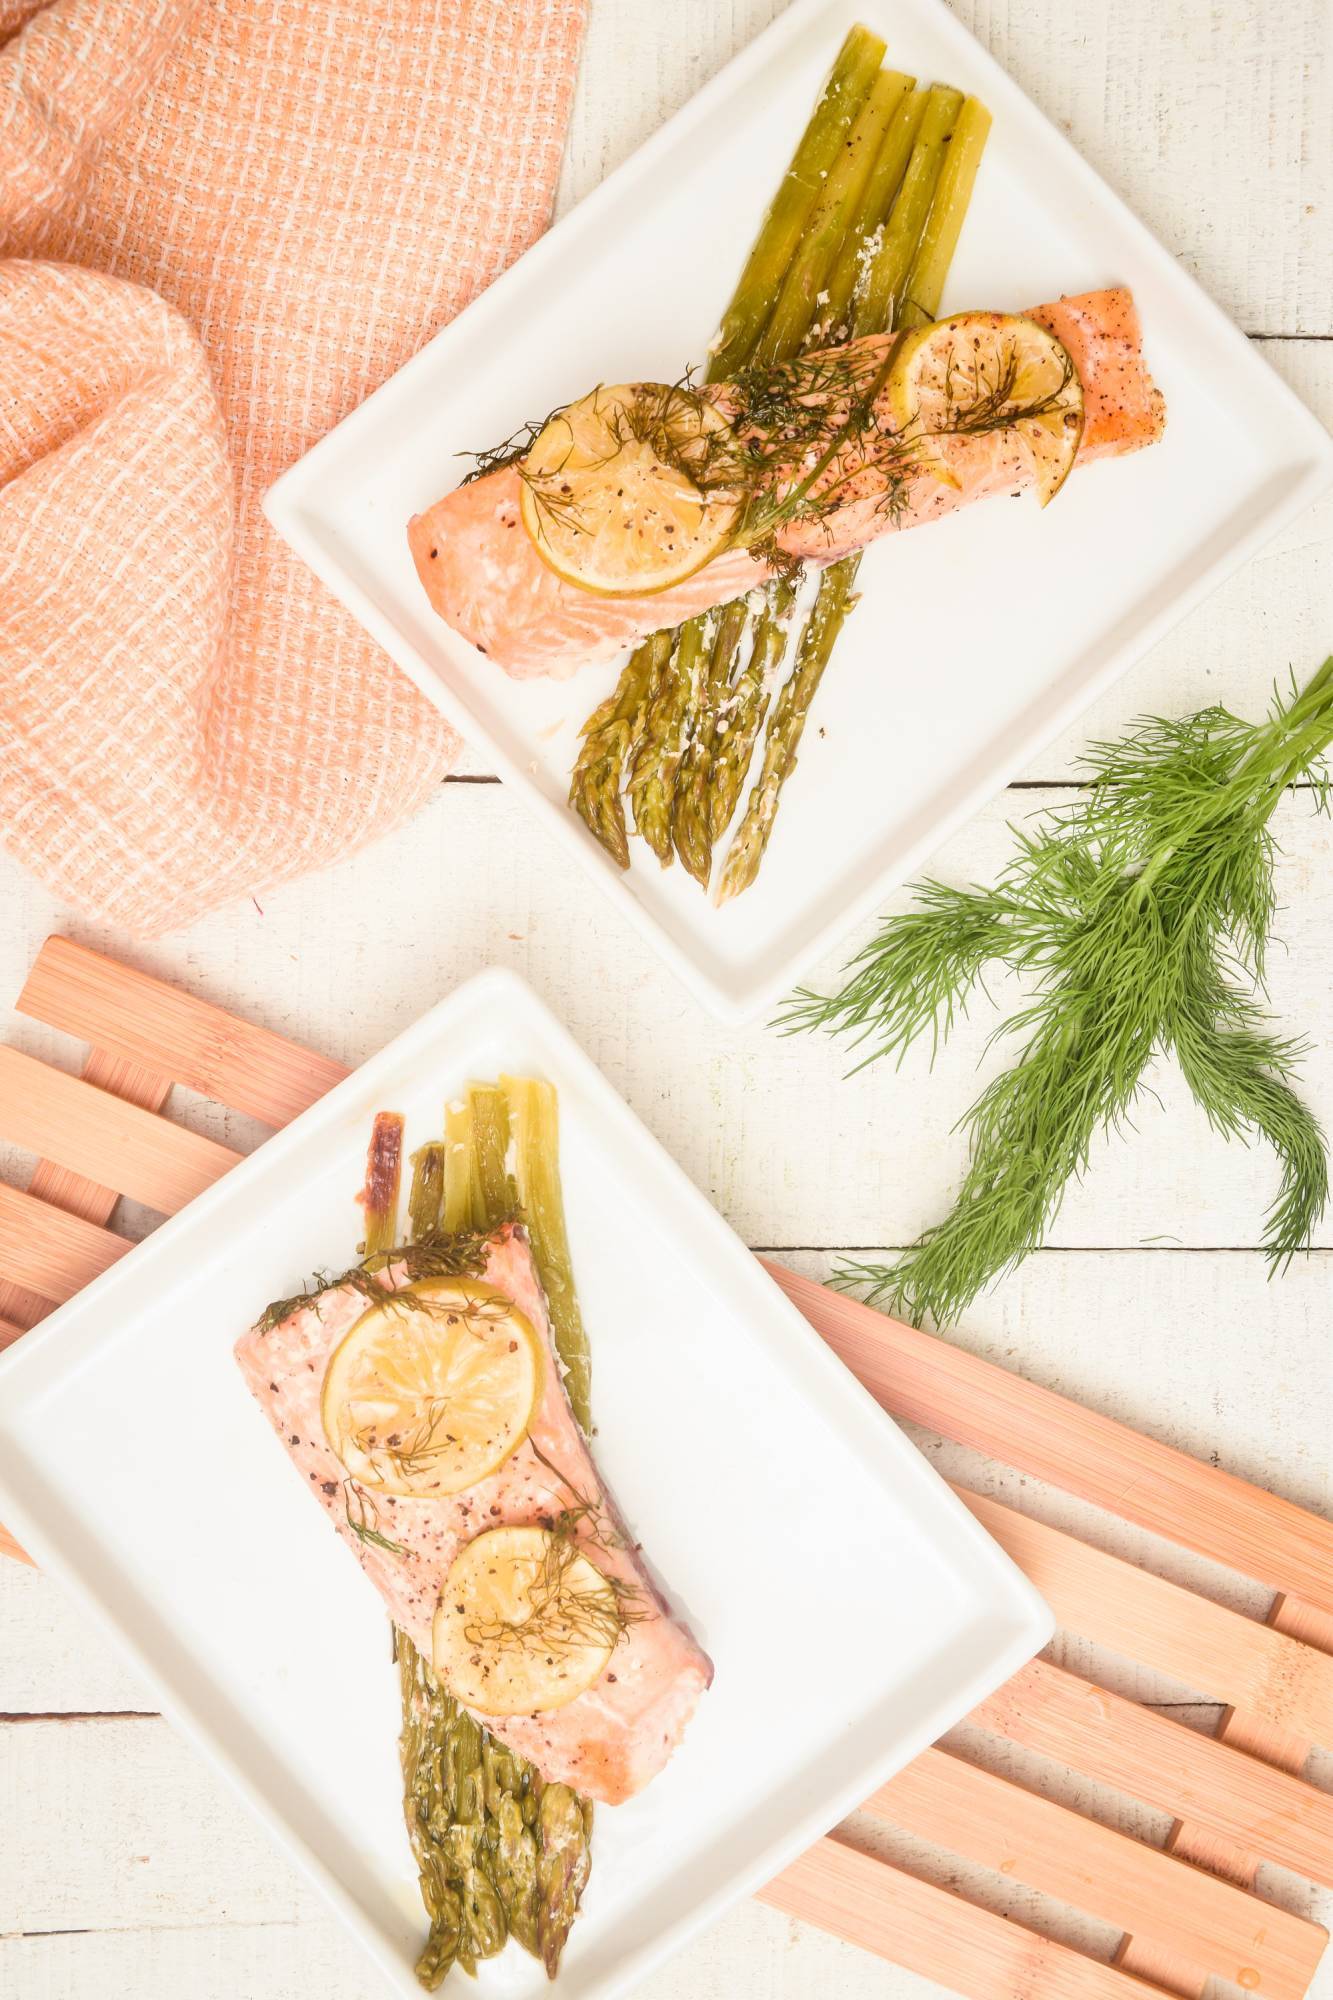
344,1479,410,1559
779,658,1333,1327
463,333,1077,575
253,1226,502,1336
462,1523,644,1663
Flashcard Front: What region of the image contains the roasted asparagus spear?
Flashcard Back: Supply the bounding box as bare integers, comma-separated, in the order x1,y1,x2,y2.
396,1083,596,1985
501,1073,592,1434
569,24,891,868
568,628,671,869
709,22,888,379
718,88,990,900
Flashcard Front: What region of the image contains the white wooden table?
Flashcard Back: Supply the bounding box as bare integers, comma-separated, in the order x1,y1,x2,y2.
2,2,1331,1994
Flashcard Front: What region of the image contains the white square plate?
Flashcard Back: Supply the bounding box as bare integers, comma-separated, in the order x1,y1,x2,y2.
0,970,1051,2000
265,0,1333,1024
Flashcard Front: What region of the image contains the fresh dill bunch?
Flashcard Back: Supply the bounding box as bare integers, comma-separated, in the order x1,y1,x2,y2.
777,657,1333,1329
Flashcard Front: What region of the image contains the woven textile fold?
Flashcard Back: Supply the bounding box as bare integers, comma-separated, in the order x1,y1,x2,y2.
0,0,586,931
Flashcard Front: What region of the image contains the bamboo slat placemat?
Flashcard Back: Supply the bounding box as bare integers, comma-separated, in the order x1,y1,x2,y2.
2,935,1330,2000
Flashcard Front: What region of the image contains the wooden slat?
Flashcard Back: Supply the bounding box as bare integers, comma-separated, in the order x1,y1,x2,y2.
771,1263,1333,1988
957,1486,1333,1746
970,1658,1333,1886
767,1264,1333,1617
1118,1595,1333,1992
0,1047,240,1218
761,1835,1176,2000
869,1747,1325,2000
0,948,331,1569
0,1046,170,1568
0,1048,170,1332
0,1182,130,1302
18,936,349,1127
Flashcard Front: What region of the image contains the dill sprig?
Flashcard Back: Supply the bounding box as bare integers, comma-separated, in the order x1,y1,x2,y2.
253,1227,500,1336
458,411,569,486
462,1521,644,1662
464,377,752,550
462,331,1077,573
344,1479,410,1559
777,658,1333,1328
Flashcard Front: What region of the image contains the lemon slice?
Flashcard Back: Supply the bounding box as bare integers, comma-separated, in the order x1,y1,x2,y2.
433,1525,620,1715
518,382,743,595
885,311,1085,506
321,1281,541,1499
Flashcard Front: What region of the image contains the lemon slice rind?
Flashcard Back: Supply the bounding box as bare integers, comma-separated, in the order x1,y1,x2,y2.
885,311,1085,508
518,382,742,596
321,1280,541,1501
432,1524,619,1715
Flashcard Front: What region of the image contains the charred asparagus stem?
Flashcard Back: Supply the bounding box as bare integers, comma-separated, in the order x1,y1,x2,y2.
361,1112,404,1257
408,1142,445,1241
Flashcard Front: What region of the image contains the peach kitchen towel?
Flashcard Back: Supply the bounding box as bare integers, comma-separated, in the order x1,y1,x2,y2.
0,0,586,932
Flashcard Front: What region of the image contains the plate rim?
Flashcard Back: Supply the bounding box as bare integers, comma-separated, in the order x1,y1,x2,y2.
0,963,1053,2000
264,0,1333,1026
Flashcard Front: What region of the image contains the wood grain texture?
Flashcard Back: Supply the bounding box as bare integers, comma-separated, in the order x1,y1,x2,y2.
1118,1594,1333,1992
18,937,349,1128
867,1747,1326,2000
0,1181,129,1302
0,1047,170,1333
956,1485,1333,1743
971,1658,1333,1884
0,1045,240,1216
769,1264,1333,1611
2,1,1330,1995
0,1044,173,1568
760,1836,1175,2000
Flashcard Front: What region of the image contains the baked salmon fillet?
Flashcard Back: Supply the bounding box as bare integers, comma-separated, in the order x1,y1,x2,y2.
408,287,1164,680
235,1223,712,1805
